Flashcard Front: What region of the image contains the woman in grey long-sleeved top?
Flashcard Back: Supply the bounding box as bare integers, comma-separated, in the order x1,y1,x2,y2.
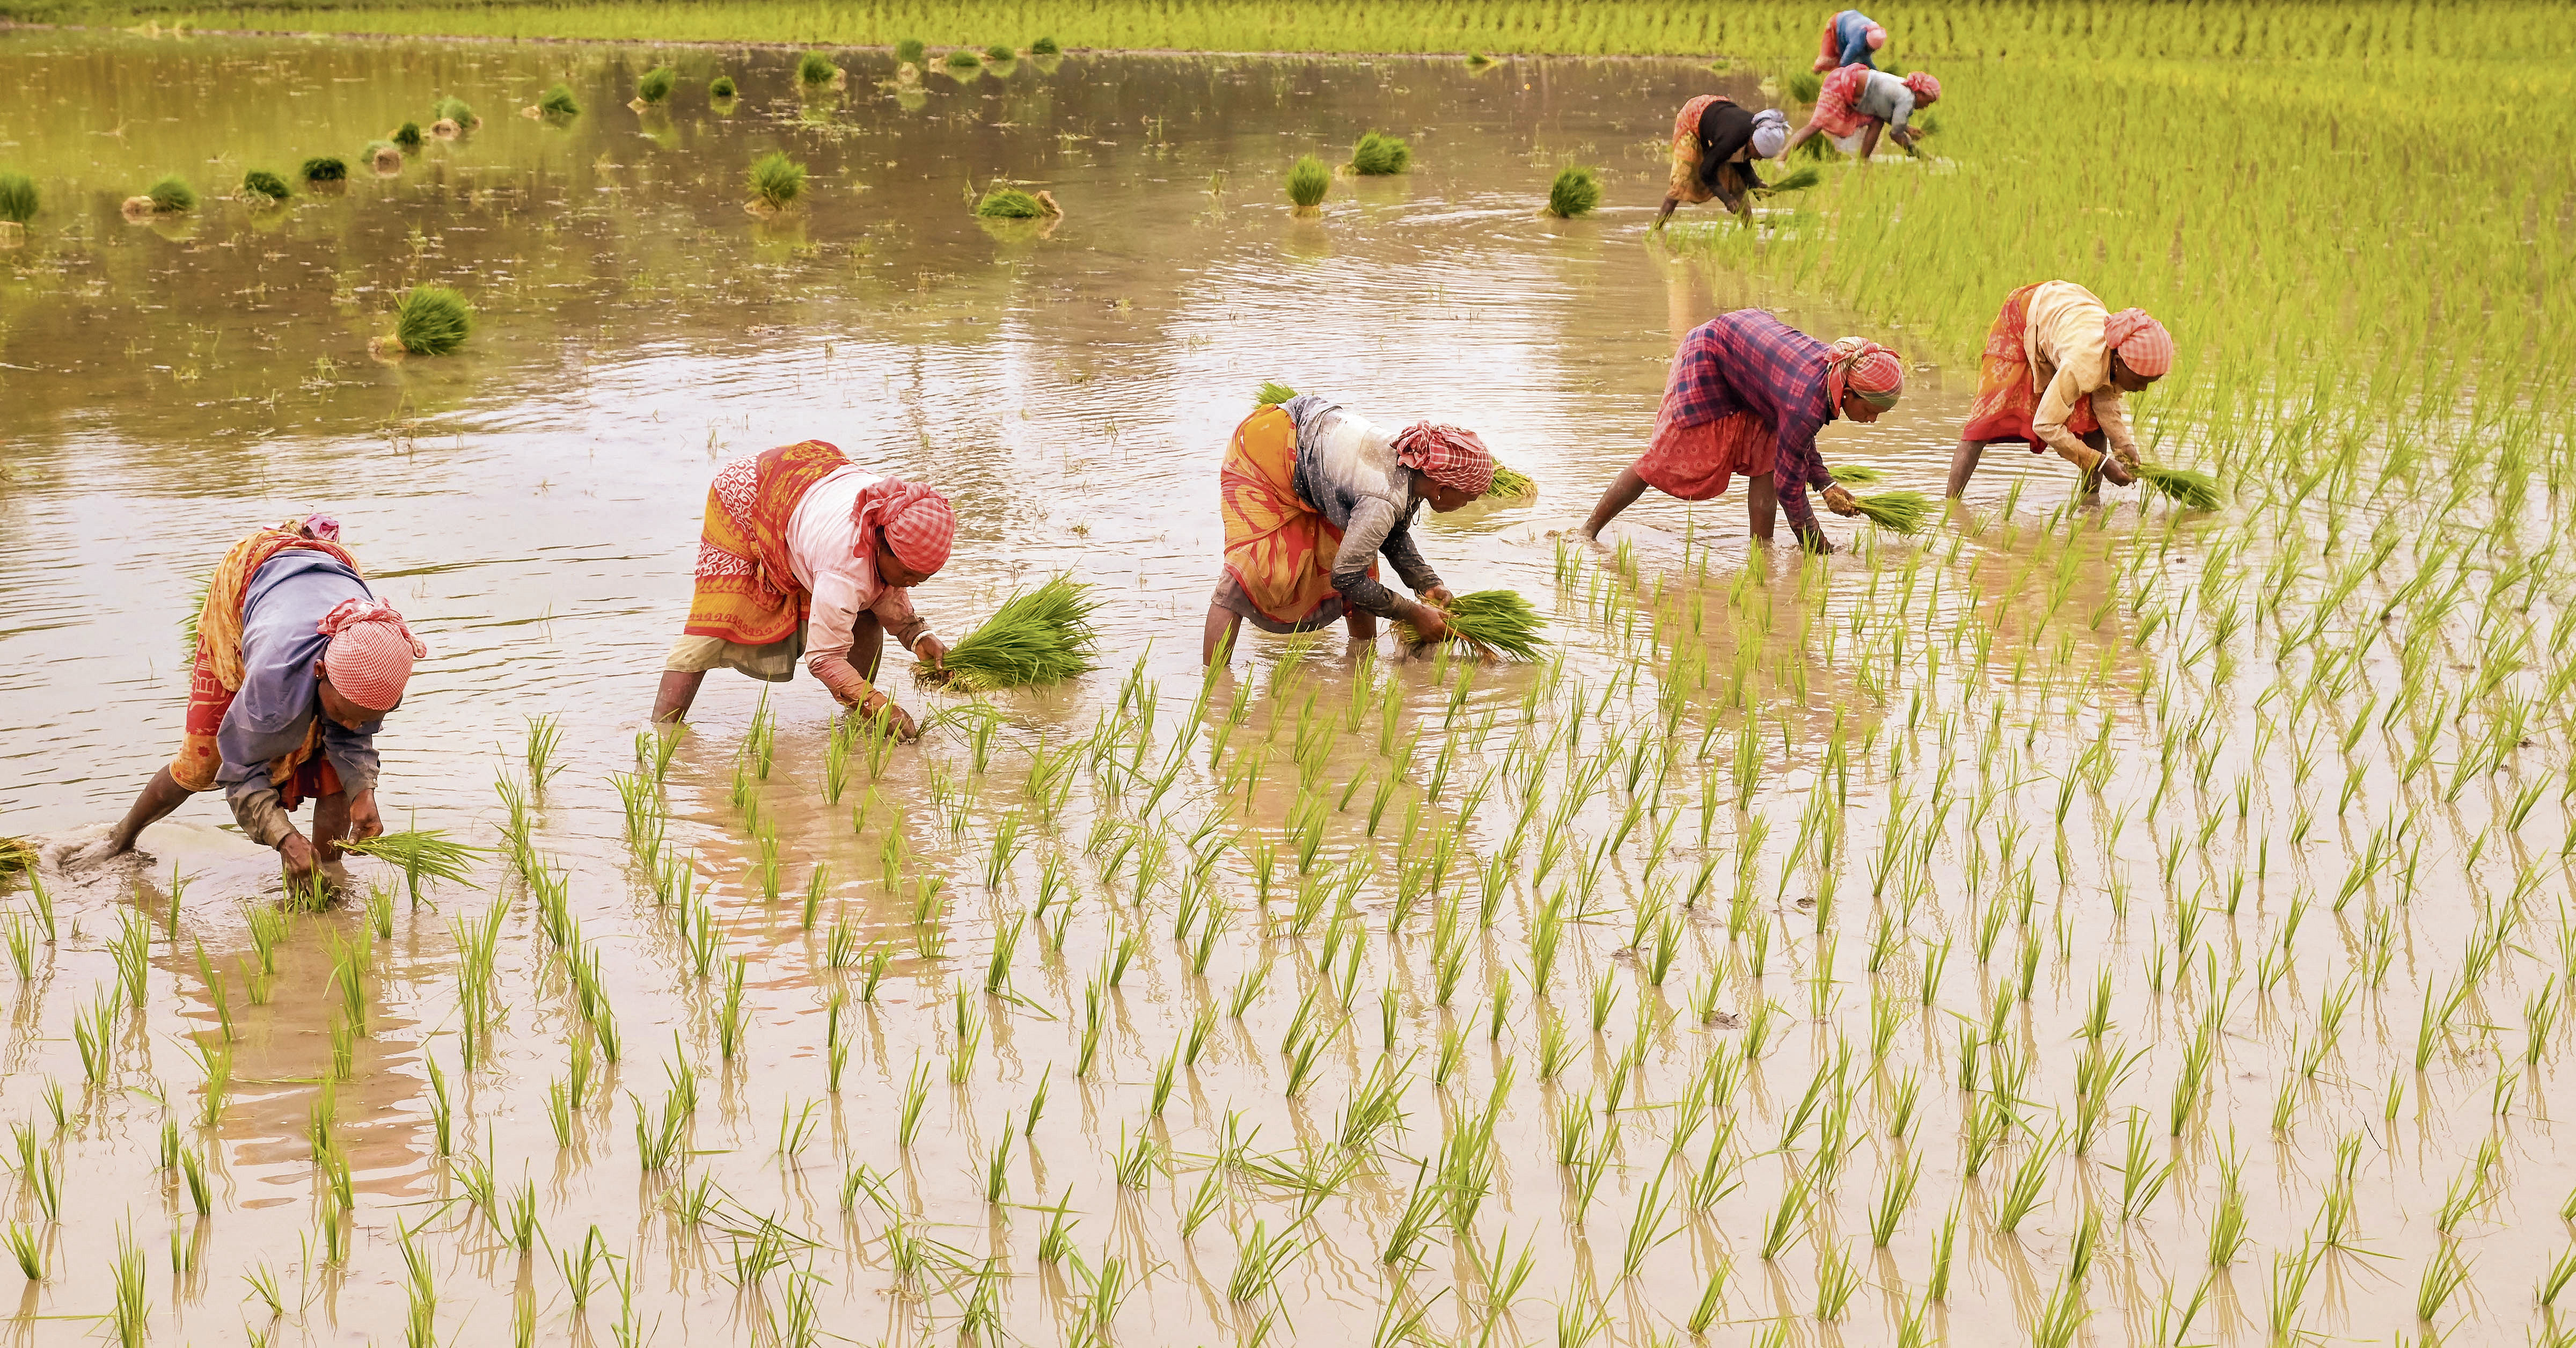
1205,392,1495,665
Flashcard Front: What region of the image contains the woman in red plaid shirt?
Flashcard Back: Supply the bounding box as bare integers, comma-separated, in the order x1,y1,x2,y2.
1578,310,1903,553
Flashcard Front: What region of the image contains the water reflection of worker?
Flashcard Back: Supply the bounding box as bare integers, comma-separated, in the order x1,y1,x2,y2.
91,515,424,890
1781,68,1938,162
1577,312,1903,555
1814,9,1890,71
651,441,955,740
1948,282,2174,497
1653,97,1789,229
1204,395,1494,665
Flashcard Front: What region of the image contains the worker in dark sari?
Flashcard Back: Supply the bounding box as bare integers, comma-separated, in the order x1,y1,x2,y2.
1653,95,1788,229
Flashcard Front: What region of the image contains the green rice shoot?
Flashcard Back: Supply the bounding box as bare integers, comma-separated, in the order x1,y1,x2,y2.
240,170,291,202
1485,463,1537,499
1545,165,1601,218
343,828,486,906
975,186,1045,219
1758,165,1823,195
0,837,34,876
1827,463,1885,484
1787,70,1823,104
940,575,1103,691
984,44,1015,63
2135,462,2224,511
1286,156,1329,210
145,176,195,213
945,49,983,71
392,122,422,149
1396,590,1548,660
1255,381,1297,407
393,285,474,356
895,38,927,65
1030,36,1060,56
796,52,836,84
749,151,806,210
708,75,736,99
1850,490,1935,535
539,83,580,115
636,65,677,104
300,157,347,184
1349,130,1412,175
0,172,38,225
432,97,474,125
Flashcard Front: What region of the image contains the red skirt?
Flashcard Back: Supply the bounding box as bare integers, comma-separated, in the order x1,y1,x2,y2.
1959,283,2100,453
1809,65,1875,140
1636,411,1772,501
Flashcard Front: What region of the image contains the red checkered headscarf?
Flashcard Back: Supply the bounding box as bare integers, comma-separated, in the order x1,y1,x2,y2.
853,477,955,576
1903,72,1941,104
1825,338,1905,412
317,598,426,712
1391,422,1496,496
2104,309,2175,377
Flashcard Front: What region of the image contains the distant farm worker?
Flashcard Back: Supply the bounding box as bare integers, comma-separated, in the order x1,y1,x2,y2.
1781,67,1939,162
1577,311,1902,554
652,440,955,739
1946,281,2174,497
1813,9,1889,71
1206,394,1494,665
93,515,425,890
1654,95,1791,228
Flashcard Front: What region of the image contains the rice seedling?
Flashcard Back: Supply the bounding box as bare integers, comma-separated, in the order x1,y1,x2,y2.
975,185,1050,219
944,48,983,71
1349,130,1412,174
142,175,195,213
940,575,1101,688
635,64,676,104
1396,590,1548,660
379,286,474,357
0,173,36,229
1030,35,1059,55
748,151,806,212
1286,155,1330,214
2136,462,2225,511
299,157,347,184
536,82,579,116
1850,491,1935,535
1543,165,1600,218
796,50,837,84
240,169,291,203
707,74,736,99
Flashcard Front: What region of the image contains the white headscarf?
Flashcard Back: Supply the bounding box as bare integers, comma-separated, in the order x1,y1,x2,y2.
1751,108,1790,159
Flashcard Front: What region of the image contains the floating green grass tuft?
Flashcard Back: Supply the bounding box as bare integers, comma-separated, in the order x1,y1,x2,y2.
0,172,36,225
1030,35,1060,55
300,157,347,184
1349,129,1412,175
432,96,474,126
896,38,927,64
940,575,1103,691
539,83,580,115
636,64,677,104
1850,491,1934,534
1398,591,1548,660
796,50,836,84
1286,156,1329,211
391,285,474,356
240,169,291,202
2135,463,2223,511
1545,165,1601,218
145,175,196,213
749,151,806,210
975,186,1045,218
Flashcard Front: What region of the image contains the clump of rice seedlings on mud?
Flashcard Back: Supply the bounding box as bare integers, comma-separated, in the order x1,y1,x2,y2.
1286,155,1330,216
1030,35,1060,55
747,151,806,215
984,43,1016,63
537,83,580,117
895,38,927,65
944,49,983,72
708,74,736,100
1757,164,1824,195
1849,490,1934,534
1396,591,1548,660
343,827,481,906
2135,462,2224,510
939,575,1102,690
1485,463,1537,499
372,285,474,358
1466,51,1494,67
0,171,36,243
974,185,1060,220
429,97,478,137
634,64,677,106
1348,130,1412,175
299,157,347,185
239,170,290,204
796,51,841,87
391,121,423,150
0,837,34,875
366,142,402,174
122,174,194,220
1542,165,1601,218
1786,70,1823,104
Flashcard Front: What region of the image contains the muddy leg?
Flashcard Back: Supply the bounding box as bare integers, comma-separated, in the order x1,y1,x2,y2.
1579,464,1652,541
102,766,194,856
1343,609,1378,644
652,670,705,723
1746,472,1778,545
1202,601,1245,667
1945,439,1986,499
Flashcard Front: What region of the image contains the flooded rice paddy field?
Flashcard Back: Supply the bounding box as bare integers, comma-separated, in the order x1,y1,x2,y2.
2,27,2571,1348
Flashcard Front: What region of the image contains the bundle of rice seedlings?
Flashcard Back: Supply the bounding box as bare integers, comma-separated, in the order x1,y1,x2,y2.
636,65,677,105
1827,463,1885,484
0,173,37,227
1756,165,1823,195
1286,156,1329,215
539,83,580,116
389,285,474,356
1795,133,1841,163
1030,35,1059,55
1396,591,1548,660
708,74,737,99
1485,463,1537,499
748,151,806,212
1466,52,1493,67
944,49,983,71
0,837,35,876
300,157,347,184
1256,380,1298,407
240,169,291,203
2134,463,2223,511
342,828,484,906
896,38,927,65
975,186,1046,218
1848,490,1934,534
1543,165,1600,218
433,97,477,128
392,121,423,150
1349,130,1412,176
939,575,1102,691
983,43,1015,62
367,142,402,174
1786,70,1823,104
145,176,196,213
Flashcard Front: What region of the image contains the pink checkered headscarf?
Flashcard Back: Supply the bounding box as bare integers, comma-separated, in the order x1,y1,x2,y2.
1391,422,1496,496
853,477,956,575
2104,309,2174,377
317,598,426,712
1826,338,1905,412
1903,72,1941,104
